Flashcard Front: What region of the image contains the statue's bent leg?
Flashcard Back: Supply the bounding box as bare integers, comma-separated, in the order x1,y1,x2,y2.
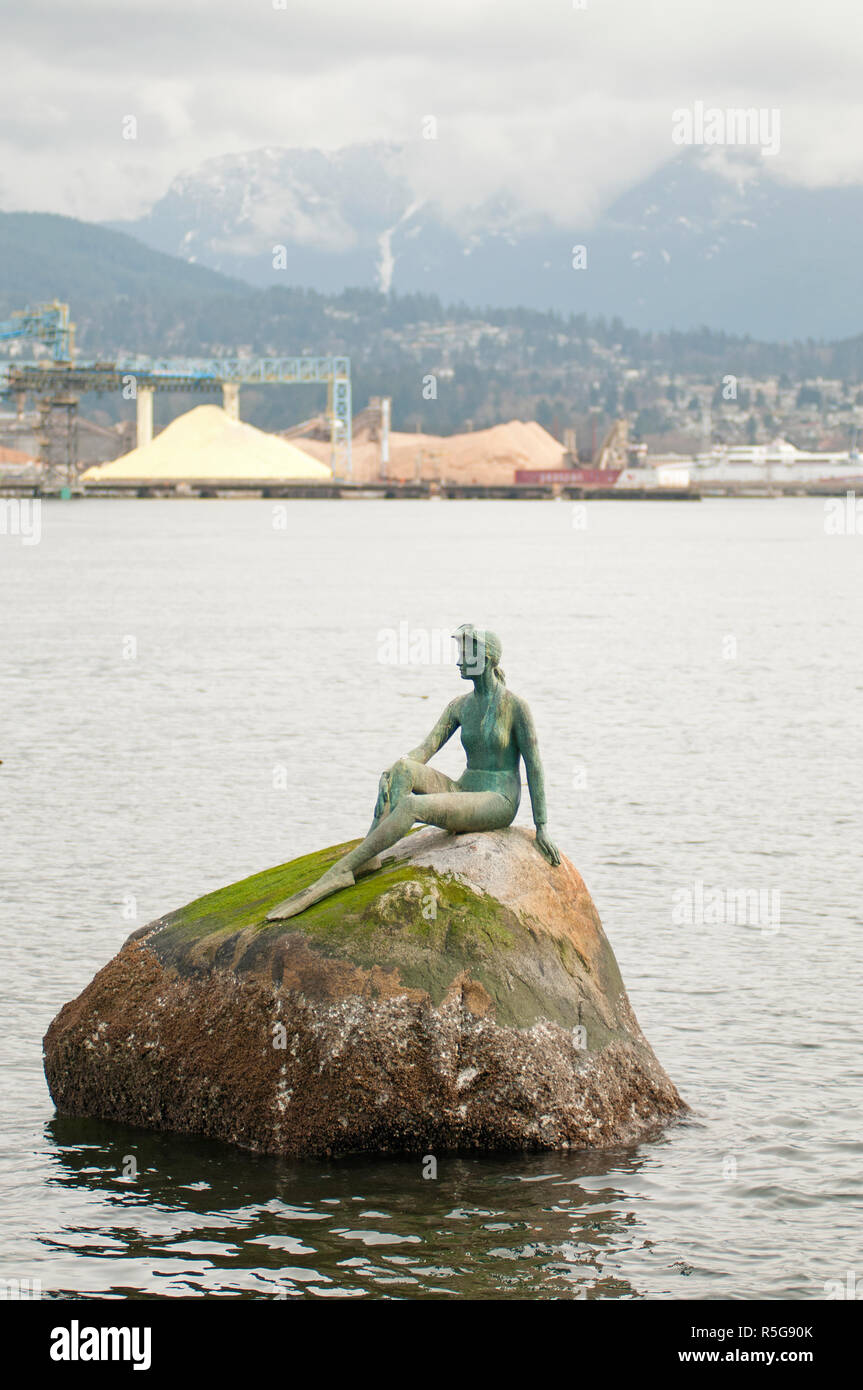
359,760,460,872
345,789,514,874
407,789,516,836
369,759,458,831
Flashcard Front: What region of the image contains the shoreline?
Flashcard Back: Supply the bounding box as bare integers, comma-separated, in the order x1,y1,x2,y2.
3,479,858,500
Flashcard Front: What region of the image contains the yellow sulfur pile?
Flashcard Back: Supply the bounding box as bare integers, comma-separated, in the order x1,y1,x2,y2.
81,405,332,482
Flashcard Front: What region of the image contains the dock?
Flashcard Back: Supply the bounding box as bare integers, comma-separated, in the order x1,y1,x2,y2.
1,478,860,501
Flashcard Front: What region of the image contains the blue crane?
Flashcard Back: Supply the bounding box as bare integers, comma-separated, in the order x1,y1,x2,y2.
0,301,74,362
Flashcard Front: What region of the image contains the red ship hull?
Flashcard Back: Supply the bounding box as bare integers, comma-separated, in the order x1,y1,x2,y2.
514,468,623,486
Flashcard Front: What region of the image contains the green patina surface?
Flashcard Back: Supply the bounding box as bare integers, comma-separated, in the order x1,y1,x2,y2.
143,838,622,1037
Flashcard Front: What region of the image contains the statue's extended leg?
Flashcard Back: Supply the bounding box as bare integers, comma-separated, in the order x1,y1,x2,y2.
266,785,512,921
266,797,420,920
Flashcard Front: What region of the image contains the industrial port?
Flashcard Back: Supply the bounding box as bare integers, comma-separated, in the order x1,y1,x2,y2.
3,301,862,501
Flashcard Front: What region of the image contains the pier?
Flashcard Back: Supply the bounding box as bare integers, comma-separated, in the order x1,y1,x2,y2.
3,477,861,501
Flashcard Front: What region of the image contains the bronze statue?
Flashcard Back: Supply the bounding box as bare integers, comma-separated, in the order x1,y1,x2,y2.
267,624,560,919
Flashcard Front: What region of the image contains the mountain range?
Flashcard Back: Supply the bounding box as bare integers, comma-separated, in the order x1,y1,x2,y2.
109,144,863,341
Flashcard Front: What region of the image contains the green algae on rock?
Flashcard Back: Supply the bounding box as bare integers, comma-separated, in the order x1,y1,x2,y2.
43,827,686,1157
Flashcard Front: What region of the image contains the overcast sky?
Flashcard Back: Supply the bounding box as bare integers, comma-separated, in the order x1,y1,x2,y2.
3,0,863,227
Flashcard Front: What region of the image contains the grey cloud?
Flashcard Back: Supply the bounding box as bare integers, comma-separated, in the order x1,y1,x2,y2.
2,0,862,223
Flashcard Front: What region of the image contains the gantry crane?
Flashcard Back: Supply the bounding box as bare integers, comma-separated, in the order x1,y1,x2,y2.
0,302,77,480
0,301,354,478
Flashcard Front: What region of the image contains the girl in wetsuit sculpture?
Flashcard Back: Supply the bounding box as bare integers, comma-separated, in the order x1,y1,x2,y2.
268,624,560,920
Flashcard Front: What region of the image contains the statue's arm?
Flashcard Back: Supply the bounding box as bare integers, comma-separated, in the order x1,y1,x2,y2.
514,698,561,866
407,699,462,764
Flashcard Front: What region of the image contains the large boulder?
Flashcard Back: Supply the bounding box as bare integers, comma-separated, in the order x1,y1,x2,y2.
43,828,686,1156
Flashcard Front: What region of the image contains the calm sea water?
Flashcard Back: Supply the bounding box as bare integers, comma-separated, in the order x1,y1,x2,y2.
1,496,861,1300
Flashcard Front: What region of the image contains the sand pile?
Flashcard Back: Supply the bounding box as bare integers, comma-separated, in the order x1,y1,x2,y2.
295,419,565,485
81,406,332,482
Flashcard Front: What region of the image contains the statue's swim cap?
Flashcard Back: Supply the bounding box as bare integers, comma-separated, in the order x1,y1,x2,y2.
452,624,504,680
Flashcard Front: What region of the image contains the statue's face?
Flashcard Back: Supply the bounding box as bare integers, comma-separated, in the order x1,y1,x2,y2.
455,634,484,680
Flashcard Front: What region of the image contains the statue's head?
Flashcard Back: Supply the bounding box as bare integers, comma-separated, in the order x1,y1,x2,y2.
452,624,504,683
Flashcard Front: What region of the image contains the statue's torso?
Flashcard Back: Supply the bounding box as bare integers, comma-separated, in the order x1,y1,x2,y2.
456,691,521,809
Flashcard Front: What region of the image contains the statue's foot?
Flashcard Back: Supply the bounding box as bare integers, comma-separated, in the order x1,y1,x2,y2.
266,867,355,921
355,855,382,878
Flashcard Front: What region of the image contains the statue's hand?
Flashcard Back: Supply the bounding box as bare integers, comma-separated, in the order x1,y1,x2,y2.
535,825,561,867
